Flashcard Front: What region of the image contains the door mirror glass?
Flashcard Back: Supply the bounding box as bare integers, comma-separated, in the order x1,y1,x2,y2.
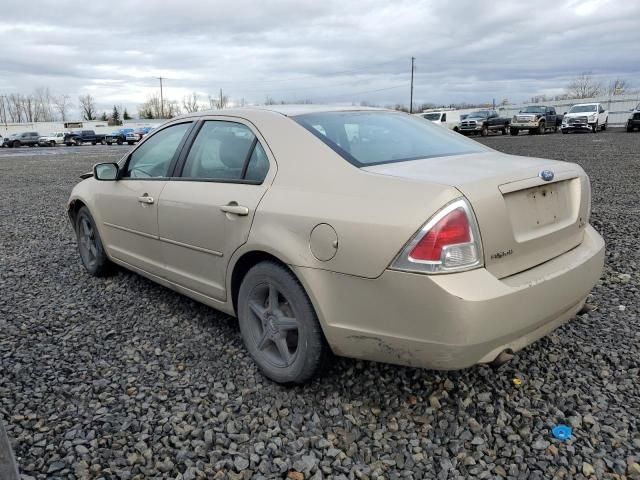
94,163,119,181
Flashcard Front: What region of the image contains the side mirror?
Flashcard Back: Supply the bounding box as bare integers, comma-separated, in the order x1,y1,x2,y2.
94,162,119,181
563,112,567,115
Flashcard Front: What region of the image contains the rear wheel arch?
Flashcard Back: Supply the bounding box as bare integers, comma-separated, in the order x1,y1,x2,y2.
230,250,294,316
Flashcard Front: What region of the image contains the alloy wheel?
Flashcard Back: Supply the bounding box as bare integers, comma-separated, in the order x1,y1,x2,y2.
78,216,98,269
246,283,299,367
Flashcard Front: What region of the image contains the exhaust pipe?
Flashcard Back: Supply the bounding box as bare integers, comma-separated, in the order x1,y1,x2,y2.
491,349,514,368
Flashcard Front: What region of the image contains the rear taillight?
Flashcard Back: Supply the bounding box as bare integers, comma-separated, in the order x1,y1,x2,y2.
391,198,483,274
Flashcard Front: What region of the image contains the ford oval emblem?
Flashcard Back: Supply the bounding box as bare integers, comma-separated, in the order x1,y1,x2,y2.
539,170,554,182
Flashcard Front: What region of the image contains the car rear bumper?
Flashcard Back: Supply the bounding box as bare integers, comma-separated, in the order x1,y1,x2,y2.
295,225,604,370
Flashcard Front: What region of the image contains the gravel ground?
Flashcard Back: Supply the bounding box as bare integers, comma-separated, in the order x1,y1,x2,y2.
1,131,639,480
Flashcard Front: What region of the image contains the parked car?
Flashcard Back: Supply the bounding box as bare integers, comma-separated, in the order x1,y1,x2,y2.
459,110,510,136
2,131,40,148
64,130,106,146
626,103,640,132
124,127,153,145
38,132,67,147
510,105,562,135
67,106,604,384
561,103,608,134
105,128,134,145
417,110,462,132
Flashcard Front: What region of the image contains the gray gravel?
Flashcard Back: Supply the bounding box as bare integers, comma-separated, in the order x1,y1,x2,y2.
1,131,640,479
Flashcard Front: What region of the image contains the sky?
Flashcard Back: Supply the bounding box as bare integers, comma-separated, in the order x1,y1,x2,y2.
0,0,639,118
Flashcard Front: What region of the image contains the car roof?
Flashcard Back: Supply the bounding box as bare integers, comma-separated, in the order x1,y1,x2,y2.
176,104,387,120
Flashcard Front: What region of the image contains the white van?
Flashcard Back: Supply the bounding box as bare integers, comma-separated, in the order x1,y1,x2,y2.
415,110,461,131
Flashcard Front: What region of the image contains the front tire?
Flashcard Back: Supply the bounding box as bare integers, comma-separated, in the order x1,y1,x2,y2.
602,118,608,131
537,122,545,135
628,124,635,133
510,128,519,136
127,141,134,145
75,207,113,276
50,141,56,147
480,125,488,137
12,140,20,148
592,121,598,134
238,261,329,384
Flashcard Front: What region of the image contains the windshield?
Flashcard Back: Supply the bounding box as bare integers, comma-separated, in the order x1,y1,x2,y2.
468,111,489,118
521,106,545,113
293,111,488,167
422,113,441,121
569,104,597,113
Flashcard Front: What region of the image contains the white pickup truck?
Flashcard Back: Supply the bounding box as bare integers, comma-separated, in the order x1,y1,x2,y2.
38,132,67,147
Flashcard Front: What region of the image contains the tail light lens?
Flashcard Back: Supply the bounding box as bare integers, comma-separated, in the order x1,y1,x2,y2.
391,198,483,274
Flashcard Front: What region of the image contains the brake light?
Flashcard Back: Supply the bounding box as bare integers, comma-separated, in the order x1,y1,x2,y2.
391,198,483,274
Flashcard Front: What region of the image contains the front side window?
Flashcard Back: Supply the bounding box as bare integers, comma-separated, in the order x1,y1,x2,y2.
124,122,192,178
422,113,441,121
294,111,488,167
181,121,268,182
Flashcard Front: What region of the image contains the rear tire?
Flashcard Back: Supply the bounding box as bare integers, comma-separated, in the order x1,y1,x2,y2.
75,139,82,146
117,139,123,145
237,261,329,385
100,139,106,145
628,124,634,133
501,125,508,135
91,141,96,145
12,140,20,148
127,141,134,145
75,207,113,277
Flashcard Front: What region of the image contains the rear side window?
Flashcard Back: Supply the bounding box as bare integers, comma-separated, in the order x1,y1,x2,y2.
293,111,488,167
181,121,269,183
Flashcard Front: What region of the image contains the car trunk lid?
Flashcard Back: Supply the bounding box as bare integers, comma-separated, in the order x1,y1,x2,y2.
363,152,590,279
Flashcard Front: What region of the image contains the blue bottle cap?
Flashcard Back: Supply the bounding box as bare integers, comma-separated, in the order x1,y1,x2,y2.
552,424,572,441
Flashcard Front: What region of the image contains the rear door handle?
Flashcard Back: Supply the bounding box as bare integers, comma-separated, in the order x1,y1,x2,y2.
220,204,249,216
137,195,154,204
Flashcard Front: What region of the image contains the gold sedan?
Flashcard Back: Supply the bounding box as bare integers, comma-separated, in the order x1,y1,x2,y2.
67,106,605,384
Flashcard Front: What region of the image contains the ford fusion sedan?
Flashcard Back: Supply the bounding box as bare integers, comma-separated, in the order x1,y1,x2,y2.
561,103,608,134
67,106,604,384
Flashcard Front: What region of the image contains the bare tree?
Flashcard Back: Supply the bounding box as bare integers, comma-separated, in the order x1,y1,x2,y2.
608,78,631,96
567,72,603,99
53,94,72,121
207,94,228,109
78,94,97,120
138,93,182,119
182,92,200,113
33,87,55,121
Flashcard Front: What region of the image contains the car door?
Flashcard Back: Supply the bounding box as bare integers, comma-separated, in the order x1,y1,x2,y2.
547,107,556,125
157,118,274,301
94,121,194,278
598,105,607,123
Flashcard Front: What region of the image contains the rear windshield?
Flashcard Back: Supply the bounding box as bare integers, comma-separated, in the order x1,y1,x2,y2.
293,111,487,167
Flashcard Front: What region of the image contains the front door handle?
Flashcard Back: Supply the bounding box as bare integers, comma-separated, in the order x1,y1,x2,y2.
137,195,154,204
220,203,249,216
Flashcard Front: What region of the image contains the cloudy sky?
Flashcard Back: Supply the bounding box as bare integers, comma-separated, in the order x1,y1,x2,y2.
0,0,638,117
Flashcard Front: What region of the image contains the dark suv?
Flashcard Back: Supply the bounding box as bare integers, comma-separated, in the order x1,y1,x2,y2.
2,132,40,148
627,103,640,132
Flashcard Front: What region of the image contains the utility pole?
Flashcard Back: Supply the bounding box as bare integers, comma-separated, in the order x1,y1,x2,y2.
409,57,415,113
219,88,223,110
0,95,7,130
158,77,164,118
